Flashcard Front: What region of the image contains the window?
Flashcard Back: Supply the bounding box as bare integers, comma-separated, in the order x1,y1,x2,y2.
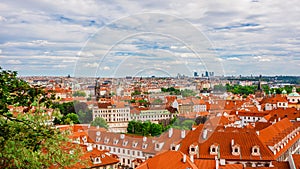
210,144,219,155
252,146,260,156
96,137,100,142
122,140,128,146
142,143,148,149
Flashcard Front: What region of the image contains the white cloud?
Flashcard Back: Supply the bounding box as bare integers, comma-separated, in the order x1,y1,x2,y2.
6,59,21,64
253,56,272,62
101,66,110,70
226,57,241,61
84,63,98,68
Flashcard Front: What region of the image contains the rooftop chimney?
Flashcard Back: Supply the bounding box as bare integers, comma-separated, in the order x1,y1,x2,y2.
202,128,208,140
231,139,234,146
215,156,219,169
181,130,186,139
143,136,147,142
182,154,186,163
168,128,173,138
190,154,194,163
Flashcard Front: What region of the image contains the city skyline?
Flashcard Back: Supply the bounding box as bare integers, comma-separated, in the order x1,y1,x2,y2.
0,0,299,77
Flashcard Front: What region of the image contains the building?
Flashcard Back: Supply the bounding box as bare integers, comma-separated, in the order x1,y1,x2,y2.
92,100,130,133
67,125,189,168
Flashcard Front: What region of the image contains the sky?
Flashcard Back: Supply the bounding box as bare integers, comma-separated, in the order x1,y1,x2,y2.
0,0,299,77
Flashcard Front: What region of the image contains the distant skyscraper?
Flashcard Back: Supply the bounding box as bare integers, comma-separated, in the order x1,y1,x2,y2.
205,71,209,77
194,72,198,77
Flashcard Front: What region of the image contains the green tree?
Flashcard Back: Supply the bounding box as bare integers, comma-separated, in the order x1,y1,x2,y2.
150,123,163,136
142,121,151,136
0,67,82,168
72,90,86,97
62,113,80,124
90,117,108,129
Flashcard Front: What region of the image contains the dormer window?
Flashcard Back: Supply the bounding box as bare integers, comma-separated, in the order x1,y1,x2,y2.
189,144,198,155
96,131,101,136
232,144,240,156
82,136,87,143
154,142,164,151
142,143,148,149
104,137,109,144
252,145,260,156
132,142,138,148
113,139,119,145
93,157,101,164
96,136,101,142
122,140,128,146
210,144,219,155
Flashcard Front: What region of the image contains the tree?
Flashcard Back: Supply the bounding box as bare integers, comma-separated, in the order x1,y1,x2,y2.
90,117,108,129
195,116,208,125
150,123,163,136
62,113,80,124
0,67,81,168
78,109,93,124
72,90,86,97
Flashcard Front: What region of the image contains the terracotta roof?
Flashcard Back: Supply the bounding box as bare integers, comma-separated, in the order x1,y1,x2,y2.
258,118,300,159
180,125,274,161
292,154,300,169
136,150,198,169
264,108,300,122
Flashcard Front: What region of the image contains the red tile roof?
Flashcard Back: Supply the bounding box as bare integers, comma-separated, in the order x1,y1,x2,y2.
137,150,198,169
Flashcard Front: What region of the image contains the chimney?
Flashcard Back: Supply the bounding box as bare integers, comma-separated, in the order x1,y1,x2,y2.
143,136,147,142
202,128,208,140
190,154,194,163
181,130,186,139
97,125,99,129
87,144,93,152
231,139,234,146
168,128,173,138
215,156,219,169
256,131,259,136
278,117,281,121
182,154,186,163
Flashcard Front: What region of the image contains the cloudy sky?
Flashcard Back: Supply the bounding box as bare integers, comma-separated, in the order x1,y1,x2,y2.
0,0,299,77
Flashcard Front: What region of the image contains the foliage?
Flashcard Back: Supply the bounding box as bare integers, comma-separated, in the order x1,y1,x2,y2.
195,116,208,125
127,120,164,136
72,90,86,97
225,84,256,96
138,99,149,107
152,99,163,104
131,90,141,96
171,118,195,130
62,113,80,124
181,89,197,97
90,117,108,129
0,67,81,168
53,101,92,124
213,84,227,92
127,117,177,136
161,87,181,95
